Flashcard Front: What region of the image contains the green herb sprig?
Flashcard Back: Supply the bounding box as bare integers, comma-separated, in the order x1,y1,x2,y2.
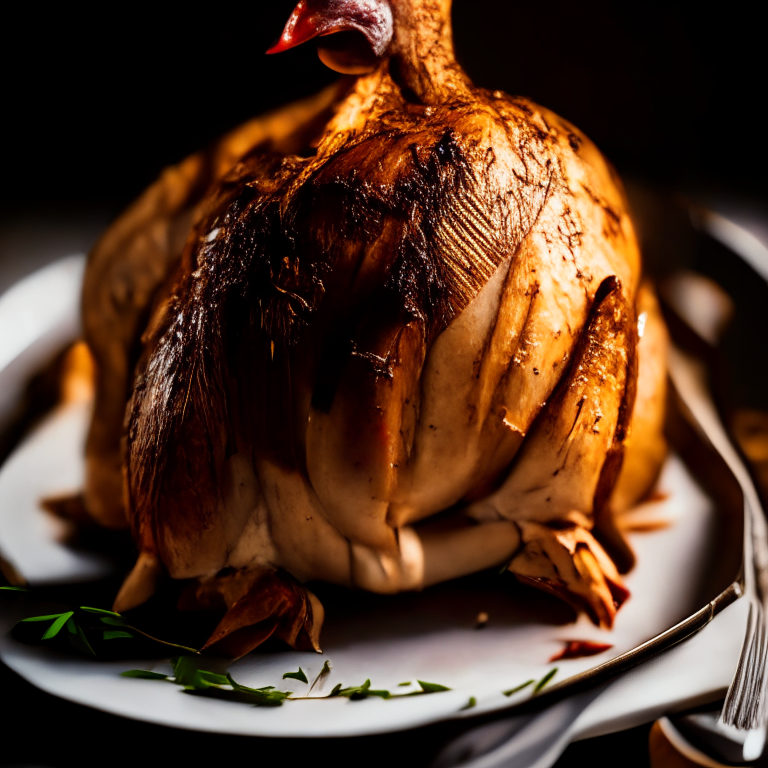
80,607,199,654
18,611,95,656
503,668,558,697
282,667,308,683
308,660,332,693
320,678,451,700
532,667,558,693
122,657,291,706
123,659,453,706
13,604,199,658
503,679,534,697
15,590,568,712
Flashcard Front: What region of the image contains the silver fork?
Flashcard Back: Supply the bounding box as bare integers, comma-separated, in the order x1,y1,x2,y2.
668,346,768,762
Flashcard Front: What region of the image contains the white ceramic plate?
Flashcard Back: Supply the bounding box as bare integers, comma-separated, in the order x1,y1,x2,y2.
0,257,750,739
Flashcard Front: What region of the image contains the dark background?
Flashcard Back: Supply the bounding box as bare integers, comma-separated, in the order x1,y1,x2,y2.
1,0,765,226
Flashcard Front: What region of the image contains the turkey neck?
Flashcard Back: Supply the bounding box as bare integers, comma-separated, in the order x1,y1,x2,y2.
389,0,471,103
312,0,472,160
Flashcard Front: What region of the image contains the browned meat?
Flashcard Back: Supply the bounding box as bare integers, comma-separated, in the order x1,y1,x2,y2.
80,0,667,657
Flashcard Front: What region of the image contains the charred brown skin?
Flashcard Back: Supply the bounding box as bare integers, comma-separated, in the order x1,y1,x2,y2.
81,83,347,529
81,0,665,655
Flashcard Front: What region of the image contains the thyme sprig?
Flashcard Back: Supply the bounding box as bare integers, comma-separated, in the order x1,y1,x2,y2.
80,607,199,654
122,657,291,706
308,659,332,693
18,611,95,656
13,604,199,657
279,677,452,701
503,668,558,697
122,658,453,706
10,588,559,712
503,679,534,697
533,667,558,693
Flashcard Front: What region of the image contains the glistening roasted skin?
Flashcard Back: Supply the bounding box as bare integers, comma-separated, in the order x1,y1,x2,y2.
81,0,667,658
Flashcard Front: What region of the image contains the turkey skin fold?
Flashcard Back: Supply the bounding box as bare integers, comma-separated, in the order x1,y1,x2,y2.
78,0,668,657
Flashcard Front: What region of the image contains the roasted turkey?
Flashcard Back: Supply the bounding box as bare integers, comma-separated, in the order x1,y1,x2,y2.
78,0,668,657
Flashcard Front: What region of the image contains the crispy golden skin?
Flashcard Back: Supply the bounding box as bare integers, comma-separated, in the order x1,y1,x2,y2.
82,83,347,529
81,0,667,656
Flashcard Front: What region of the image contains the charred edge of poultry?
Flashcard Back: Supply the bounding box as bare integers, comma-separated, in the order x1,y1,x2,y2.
504,276,634,628
105,0,650,647
512,524,629,630
591,279,639,574
299,124,517,337
178,568,323,659
125,118,527,532
384,130,510,334
80,82,351,532
489,274,630,494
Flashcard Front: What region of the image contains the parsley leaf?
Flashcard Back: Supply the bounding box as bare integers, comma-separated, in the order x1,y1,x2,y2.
120,659,291,706
72,620,96,656
99,617,126,627
19,613,68,623
417,680,451,693
39,612,74,640
461,696,477,710
227,674,292,706
172,656,229,690
283,667,309,684
18,613,95,654
335,679,392,700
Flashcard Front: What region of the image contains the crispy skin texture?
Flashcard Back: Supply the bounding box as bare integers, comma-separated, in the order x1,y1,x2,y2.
179,568,323,659
124,87,639,562
480,277,636,627
81,84,346,529
83,0,664,652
